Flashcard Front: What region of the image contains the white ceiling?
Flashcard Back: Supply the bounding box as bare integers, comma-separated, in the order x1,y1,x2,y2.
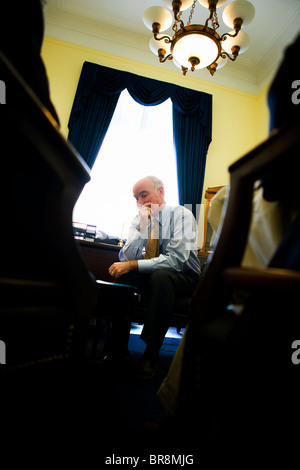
44,0,300,93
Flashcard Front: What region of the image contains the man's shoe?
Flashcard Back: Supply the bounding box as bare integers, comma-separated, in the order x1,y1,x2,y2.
136,359,158,381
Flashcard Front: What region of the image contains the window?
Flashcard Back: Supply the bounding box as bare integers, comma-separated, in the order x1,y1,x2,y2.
73,88,179,239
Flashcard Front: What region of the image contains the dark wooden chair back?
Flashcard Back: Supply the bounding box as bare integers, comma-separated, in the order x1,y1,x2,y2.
175,120,300,443
0,51,96,370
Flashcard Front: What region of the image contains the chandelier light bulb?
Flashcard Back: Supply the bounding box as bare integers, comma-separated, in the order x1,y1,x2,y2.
172,31,219,70
222,0,255,28
222,29,250,55
143,6,173,32
149,34,172,56
207,54,228,75
215,54,228,69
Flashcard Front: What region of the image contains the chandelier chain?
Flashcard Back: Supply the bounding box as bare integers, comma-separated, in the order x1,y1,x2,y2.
172,10,183,33
213,11,220,30
205,9,219,31
187,0,197,26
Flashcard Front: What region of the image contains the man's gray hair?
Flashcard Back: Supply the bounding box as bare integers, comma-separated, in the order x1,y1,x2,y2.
147,176,164,191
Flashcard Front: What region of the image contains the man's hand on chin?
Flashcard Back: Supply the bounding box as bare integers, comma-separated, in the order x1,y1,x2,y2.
108,260,138,279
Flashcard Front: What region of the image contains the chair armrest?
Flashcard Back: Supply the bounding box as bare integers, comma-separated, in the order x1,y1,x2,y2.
221,266,300,291
0,278,63,305
0,278,61,288
96,279,141,302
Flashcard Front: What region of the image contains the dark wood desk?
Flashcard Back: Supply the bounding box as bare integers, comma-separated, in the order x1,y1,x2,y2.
76,240,121,281
77,239,210,279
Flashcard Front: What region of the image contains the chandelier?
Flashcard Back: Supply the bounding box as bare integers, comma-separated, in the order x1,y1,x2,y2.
143,0,255,76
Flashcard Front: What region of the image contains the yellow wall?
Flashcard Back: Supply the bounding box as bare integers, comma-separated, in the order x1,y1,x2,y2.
41,37,270,200
203,83,270,191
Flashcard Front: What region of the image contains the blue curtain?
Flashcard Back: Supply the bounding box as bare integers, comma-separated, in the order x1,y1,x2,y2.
68,62,212,212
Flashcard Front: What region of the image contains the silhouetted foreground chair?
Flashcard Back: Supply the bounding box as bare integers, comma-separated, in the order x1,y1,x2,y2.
175,120,300,447
0,51,96,370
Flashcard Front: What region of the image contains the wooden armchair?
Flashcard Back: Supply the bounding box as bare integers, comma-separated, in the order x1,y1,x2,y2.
198,185,225,256
175,120,300,446
0,51,96,370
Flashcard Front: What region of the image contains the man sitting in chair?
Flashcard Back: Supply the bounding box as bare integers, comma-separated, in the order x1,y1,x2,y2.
107,176,200,380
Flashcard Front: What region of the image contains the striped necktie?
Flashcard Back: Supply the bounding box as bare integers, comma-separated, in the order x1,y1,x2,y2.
144,218,159,259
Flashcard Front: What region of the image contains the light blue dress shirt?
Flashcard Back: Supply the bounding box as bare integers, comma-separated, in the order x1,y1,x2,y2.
119,204,200,277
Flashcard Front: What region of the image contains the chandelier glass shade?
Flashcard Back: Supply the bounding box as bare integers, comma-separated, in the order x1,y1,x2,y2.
143,0,255,76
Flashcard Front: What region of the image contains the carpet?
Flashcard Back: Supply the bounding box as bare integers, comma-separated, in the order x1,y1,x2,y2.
113,325,183,432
